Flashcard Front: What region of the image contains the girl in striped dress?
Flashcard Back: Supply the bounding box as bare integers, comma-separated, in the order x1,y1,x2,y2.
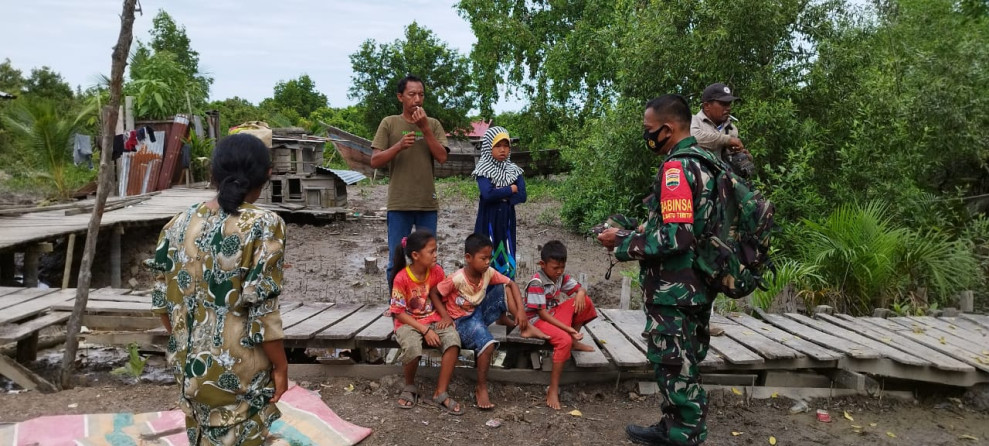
472,126,526,280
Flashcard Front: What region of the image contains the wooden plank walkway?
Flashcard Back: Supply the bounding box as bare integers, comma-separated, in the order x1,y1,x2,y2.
4,286,989,386
0,188,216,252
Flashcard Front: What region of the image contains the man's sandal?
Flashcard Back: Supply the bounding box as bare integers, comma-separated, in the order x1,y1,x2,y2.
397,384,418,409
429,392,464,416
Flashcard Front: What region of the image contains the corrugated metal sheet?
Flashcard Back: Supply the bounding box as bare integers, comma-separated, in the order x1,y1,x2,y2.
315,167,366,185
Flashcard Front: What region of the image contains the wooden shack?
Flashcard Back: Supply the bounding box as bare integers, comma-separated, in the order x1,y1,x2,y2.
259,129,362,209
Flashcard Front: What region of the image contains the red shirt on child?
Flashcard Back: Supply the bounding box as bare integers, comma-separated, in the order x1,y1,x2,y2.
389,264,445,330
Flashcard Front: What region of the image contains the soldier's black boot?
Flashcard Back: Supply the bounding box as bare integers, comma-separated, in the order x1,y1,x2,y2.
625,423,673,446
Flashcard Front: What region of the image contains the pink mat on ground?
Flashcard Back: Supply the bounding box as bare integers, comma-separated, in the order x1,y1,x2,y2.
0,384,371,445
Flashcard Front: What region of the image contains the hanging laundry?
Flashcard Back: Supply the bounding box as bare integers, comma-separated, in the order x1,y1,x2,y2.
73,133,93,168
112,134,125,160
124,130,138,151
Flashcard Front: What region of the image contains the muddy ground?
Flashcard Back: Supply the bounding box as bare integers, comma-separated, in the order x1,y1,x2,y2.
2,180,988,444
0,370,987,445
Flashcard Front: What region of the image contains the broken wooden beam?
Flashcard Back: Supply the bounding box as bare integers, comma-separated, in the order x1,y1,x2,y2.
0,353,56,393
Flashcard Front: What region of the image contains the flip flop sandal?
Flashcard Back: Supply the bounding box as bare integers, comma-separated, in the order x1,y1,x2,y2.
429,392,465,416
397,384,418,409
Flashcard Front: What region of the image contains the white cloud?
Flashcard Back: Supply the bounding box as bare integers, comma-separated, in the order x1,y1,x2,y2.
0,0,524,112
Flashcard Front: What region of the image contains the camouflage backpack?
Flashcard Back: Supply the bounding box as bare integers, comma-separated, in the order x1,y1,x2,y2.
678,152,775,299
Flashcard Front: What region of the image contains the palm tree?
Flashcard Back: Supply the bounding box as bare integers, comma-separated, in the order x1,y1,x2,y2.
3,99,95,200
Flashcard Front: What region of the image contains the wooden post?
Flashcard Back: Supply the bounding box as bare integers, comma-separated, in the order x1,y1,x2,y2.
110,225,123,289
124,96,135,131
16,333,39,362
364,257,378,274
61,0,138,390
0,251,15,286
959,291,974,313
62,233,77,289
23,243,52,288
620,276,632,310
812,305,834,317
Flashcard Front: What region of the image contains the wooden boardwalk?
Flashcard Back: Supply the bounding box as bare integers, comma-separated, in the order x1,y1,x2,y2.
0,188,216,252
2,286,989,387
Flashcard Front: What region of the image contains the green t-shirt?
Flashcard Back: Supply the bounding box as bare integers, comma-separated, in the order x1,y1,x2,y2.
371,115,449,211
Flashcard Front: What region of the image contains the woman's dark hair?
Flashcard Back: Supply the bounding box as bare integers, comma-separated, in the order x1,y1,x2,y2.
390,229,436,290
211,133,271,214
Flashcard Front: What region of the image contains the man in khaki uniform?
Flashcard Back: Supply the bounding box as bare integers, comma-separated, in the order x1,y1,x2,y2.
690,82,744,163
370,75,449,284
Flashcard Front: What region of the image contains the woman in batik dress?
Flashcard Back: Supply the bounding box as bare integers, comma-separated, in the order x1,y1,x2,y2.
472,126,526,280
146,133,289,446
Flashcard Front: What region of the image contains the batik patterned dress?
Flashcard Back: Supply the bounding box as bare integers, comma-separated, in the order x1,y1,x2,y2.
146,202,286,446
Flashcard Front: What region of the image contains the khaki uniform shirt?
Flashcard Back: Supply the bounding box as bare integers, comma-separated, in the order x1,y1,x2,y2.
690,110,738,161
371,115,448,211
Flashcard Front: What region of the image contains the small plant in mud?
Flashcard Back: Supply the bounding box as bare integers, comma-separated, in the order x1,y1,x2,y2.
111,342,148,378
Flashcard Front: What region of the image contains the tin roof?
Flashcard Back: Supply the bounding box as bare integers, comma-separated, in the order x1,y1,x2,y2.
315,167,367,185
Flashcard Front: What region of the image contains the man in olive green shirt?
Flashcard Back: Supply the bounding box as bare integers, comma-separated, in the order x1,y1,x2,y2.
370,75,449,284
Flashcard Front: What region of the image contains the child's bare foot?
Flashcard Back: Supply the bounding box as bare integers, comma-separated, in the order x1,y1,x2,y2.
546,387,562,410
521,324,551,340
476,384,495,410
573,341,595,352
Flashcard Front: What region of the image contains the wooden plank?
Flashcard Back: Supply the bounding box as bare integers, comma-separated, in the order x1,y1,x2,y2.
757,311,879,359
961,314,989,329
603,309,727,367
506,324,549,345
284,304,362,340
90,287,135,296
585,318,648,367
87,294,149,304
356,313,395,342
602,309,649,352
316,305,387,340
571,326,609,368
711,313,802,360
52,299,151,314
852,316,989,372
784,313,930,367
81,315,161,331
279,303,334,331
819,314,973,372
279,301,304,314
899,316,989,357
0,289,77,325
940,316,989,336
0,287,60,311
0,354,56,392
0,311,71,343
0,287,24,297
726,312,842,361
488,324,507,343
708,334,764,365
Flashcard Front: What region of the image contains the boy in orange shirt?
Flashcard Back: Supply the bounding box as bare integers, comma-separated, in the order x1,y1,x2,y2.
431,233,547,409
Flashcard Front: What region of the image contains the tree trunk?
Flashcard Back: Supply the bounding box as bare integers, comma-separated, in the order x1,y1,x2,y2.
60,0,139,389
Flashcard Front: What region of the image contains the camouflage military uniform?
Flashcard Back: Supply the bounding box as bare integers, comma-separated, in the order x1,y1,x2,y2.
613,136,719,445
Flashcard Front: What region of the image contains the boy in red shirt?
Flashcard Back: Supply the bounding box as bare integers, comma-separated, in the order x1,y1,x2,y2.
431,233,547,410
525,240,598,409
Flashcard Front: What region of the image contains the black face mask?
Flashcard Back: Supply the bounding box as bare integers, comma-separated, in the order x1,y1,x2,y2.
643,125,670,154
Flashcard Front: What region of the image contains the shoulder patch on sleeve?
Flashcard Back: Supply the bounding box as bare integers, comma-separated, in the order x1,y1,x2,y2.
660,160,694,224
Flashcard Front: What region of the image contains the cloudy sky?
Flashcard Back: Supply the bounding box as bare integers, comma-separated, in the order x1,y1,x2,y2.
0,0,521,111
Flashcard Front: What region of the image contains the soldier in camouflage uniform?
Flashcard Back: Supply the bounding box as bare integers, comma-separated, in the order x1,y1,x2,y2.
598,95,720,446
